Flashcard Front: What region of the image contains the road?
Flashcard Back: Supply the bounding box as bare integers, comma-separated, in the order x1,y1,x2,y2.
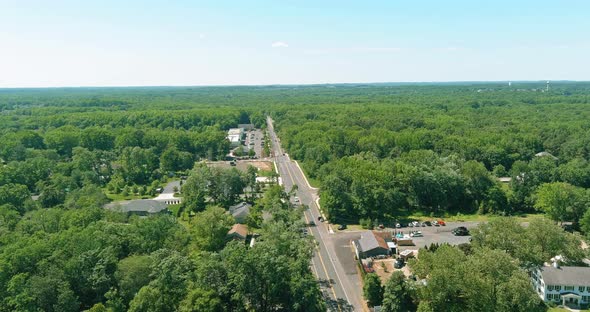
266,117,363,312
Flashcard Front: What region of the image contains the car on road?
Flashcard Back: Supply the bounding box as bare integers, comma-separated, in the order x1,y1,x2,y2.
317,216,324,222
452,226,470,236
309,221,316,226
337,224,347,230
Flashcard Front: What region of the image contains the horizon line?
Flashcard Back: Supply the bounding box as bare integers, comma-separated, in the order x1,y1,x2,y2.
0,80,587,90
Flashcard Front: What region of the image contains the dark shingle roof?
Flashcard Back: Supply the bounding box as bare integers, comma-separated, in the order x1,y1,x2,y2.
229,202,251,220
107,200,168,213
357,231,389,252
540,266,590,286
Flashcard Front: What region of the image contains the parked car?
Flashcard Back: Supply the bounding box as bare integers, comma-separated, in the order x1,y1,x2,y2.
378,224,385,229
411,221,420,227
432,220,439,226
438,220,446,226
410,231,423,237
318,216,324,222
452,226,470,236
395,223,401,228
309,221,315,226
394,258,405,269
337,224,347,231
424,221,432,226
294,196,300,203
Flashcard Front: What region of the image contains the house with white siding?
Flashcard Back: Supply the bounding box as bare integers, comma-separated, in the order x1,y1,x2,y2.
531,262,590,309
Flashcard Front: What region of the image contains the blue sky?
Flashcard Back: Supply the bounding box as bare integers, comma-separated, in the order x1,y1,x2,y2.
1,0,589,87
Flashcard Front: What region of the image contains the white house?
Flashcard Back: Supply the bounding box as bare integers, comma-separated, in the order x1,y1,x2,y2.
532,263,590,309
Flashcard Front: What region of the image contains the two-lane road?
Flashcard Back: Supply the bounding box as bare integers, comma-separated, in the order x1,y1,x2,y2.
267,117,363,312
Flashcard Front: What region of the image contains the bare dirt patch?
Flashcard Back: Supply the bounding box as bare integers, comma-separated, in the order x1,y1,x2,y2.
206,160,274,173
373,259,414,282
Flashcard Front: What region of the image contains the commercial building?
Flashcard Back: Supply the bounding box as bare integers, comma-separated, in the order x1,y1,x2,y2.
227,128,245,147
353,231,391,259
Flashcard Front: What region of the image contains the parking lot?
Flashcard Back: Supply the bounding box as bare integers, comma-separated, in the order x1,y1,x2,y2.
393,221,479,250
331,221,481,285
244,129,265,158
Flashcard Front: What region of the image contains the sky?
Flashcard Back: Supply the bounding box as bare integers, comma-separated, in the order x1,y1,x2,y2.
1,0,589,87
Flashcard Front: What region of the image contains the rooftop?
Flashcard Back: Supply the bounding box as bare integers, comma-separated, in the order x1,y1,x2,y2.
229,202,251,220
539,266,590,286
357,231,389,252
106,199,168,214
228,224,249,239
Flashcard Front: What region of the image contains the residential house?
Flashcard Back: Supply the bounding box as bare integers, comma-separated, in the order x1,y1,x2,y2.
227,224,249,241
532,262,590,309
106,199,169,216
229,202,252,223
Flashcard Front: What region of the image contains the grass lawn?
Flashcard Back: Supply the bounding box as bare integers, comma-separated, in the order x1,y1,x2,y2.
306,176,321,188
167,204,182,217
400,212,546,223
334,213,548,231
548,308,589,312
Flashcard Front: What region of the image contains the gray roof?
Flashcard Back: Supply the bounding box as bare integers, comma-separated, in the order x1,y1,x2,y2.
540,266,590,286
238,123,255,130
229,202,251,219
107,199,168,214
357,231,389,253
535,151,558,160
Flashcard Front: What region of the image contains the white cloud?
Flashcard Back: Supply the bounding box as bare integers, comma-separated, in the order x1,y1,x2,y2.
271,41,289,48
199,33,206,39
303,47,402,55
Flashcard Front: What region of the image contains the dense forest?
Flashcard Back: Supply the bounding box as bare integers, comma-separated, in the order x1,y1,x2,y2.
0,87,322,311
270,83,590,229
1,83,590,310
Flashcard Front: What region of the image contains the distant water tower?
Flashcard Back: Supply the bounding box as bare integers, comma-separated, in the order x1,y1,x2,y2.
546,81,550,92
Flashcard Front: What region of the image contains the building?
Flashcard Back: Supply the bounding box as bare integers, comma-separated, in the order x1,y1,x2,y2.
106,199,169,216
532,263,590,309
353,231,391,259
535,151,558,160
227,128,244,147
238,123,255,131
229,202,252,223
227,224,249,241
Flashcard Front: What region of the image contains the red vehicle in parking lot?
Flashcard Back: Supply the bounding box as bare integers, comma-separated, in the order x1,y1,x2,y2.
437,220,446,226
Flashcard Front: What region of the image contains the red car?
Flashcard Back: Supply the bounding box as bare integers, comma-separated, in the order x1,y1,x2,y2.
437,220,446,226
